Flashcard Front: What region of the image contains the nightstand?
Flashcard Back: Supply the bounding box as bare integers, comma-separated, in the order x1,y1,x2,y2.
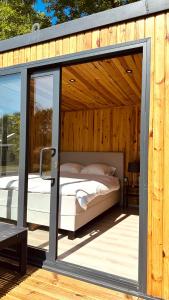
127,185,139,207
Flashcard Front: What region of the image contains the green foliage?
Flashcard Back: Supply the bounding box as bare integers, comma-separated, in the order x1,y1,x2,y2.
0,0,140,40
7,113,20,166
0,113,20,174
44,0,140,23
0,0,50,40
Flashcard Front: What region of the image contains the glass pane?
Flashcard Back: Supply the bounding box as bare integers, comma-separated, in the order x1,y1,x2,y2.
0,73,21,222
58,55,142,281
27,75,53,250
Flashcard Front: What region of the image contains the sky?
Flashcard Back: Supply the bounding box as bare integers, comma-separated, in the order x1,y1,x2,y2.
34,0,46,13
0,74,21,115
34,0,57,25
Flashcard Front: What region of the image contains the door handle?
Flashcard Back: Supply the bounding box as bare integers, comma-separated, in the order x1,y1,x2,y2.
39,147,56,180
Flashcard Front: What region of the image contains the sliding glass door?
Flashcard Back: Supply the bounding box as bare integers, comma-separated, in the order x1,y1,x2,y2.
0,40,149,293
0,74,21,223
27,69,60,259
0,68,61,262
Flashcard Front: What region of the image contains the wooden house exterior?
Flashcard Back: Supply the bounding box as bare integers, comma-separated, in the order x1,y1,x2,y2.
0,1,169,299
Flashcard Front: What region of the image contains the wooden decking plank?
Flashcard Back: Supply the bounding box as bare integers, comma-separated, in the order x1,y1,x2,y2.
0,296,19,300
20,278,93,300
9,288,55,300
0,266,140,300
25,274,116,300
30,269,138,300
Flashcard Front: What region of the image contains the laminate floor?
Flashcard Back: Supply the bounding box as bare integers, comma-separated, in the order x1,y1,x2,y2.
28,207,139,281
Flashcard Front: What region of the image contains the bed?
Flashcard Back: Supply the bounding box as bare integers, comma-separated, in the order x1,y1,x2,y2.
0,152,124,237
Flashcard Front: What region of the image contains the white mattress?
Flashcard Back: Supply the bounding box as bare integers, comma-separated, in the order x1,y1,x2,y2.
0,172,120,208
0,173,120,227
0,172,119,193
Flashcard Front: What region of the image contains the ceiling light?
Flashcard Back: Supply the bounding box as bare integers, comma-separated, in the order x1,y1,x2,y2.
126,69,133,74
69,79,76,83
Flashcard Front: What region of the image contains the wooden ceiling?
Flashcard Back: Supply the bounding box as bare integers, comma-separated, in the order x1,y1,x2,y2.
61,53,142,111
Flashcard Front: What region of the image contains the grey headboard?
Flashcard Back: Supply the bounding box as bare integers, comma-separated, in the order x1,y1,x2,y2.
60,152,124,204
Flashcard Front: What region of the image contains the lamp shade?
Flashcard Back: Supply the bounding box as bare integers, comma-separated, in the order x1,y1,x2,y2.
128,161,140,173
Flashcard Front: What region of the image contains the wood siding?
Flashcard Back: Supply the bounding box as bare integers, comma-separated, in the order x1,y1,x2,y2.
0,12,169,300
61,106,140,185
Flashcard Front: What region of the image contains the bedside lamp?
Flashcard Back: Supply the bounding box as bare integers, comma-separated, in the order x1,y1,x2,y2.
128,161,140,187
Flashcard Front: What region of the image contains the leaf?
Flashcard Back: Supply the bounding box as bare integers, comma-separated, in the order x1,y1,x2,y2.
43,0,140,24
0,0,51,40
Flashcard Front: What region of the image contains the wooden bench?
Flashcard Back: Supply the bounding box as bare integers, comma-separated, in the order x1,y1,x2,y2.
0,222,27,275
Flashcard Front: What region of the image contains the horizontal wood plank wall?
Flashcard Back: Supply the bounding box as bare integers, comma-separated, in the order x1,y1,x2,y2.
60,106,140,184
0,12,169,300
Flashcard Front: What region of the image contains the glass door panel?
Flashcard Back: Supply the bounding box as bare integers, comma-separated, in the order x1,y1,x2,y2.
27,73,54,251
0,73,21,223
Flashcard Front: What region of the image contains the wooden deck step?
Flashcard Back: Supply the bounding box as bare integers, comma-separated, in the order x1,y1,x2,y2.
0,266,142,300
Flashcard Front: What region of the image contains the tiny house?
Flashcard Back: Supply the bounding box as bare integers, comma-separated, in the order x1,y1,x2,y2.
0,1,169,299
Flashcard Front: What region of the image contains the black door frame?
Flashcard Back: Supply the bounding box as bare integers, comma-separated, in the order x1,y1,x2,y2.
0,38,151,299
25,69,61,262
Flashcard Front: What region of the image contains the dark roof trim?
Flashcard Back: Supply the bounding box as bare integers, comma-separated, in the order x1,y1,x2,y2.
0,0,169,53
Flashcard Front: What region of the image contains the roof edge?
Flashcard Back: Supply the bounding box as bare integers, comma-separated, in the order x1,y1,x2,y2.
0,0,169,53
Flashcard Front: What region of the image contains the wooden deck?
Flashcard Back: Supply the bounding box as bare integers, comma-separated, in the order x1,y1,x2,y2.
0,265,142,300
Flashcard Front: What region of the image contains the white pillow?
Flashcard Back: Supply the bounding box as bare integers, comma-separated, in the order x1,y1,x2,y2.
80,163,116,176
60,163,84,174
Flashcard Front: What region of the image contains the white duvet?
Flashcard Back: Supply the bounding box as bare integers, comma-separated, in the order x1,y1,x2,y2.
0,172,120,210
60,172,120,209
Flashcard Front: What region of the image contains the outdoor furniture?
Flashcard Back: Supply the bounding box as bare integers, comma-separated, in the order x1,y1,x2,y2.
0,222,27,275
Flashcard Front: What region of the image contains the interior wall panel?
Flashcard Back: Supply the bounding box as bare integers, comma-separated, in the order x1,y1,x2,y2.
60,106,140,184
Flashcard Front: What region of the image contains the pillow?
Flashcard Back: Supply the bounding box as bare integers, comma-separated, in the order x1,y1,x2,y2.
60,163,84,174
80,163,116,176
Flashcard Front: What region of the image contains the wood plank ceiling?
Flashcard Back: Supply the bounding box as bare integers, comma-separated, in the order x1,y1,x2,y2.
61,53,143,111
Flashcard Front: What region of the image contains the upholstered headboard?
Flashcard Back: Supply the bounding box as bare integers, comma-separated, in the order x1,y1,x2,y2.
60,152,124,205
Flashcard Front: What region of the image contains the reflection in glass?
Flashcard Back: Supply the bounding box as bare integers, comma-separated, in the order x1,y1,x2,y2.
0,74,21,221
27,75,53,250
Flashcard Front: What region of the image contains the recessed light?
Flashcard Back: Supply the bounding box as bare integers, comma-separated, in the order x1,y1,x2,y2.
69,79,76,83
126,69,133,74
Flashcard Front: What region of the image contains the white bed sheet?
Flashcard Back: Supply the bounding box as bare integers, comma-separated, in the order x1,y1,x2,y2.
0,172,120,210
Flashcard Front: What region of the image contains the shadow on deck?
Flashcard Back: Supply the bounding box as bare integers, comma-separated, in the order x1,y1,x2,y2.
0,261,36,298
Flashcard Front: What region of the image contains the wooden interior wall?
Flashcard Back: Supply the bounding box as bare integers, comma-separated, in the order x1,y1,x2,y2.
61,106,140,184
0,11,169,300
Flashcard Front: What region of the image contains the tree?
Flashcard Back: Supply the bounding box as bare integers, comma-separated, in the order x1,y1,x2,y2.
44,0,140,24
0,0,51,40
